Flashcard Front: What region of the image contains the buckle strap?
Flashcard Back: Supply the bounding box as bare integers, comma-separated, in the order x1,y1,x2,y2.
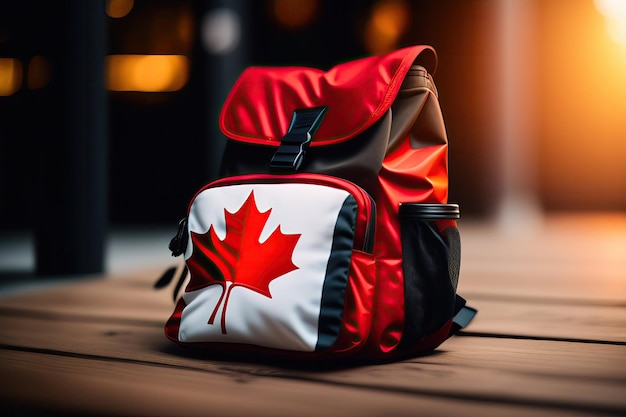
449,295,478,336
270,106,327,172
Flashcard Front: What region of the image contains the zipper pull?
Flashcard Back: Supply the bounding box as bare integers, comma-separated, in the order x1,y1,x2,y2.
168,217,188,257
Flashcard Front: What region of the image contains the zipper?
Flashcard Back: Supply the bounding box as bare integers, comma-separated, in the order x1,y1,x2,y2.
189,173,376,254
362,193,376,253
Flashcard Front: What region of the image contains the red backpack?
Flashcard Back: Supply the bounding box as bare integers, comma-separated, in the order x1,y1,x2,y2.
158,45,475,360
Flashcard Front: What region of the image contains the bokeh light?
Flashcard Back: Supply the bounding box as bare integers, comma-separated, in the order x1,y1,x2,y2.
27,55,52,90
271,0,319,29
106,0,134,19
105,54,189,92
364,0,410,55
0,58,23,96
202,8,241,54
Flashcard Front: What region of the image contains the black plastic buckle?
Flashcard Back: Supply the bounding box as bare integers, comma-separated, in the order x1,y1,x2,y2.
269,106,327,172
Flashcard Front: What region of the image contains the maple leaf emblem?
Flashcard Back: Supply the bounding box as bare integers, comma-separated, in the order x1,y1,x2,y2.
186,190,301,334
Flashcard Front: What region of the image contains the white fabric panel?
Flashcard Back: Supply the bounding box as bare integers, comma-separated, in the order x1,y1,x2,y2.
179,182,351,351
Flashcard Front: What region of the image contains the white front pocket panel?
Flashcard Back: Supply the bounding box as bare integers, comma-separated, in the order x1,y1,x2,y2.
178,182,359,352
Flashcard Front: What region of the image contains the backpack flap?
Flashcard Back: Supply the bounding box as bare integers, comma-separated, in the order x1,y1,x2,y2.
219,45,437,148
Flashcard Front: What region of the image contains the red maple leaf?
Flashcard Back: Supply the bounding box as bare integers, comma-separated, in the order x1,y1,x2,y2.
185,190,301,334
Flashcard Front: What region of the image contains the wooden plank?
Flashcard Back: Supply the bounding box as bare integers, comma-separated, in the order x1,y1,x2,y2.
0,267,175,324
1,349,595,417
0,315,624,415
457,265,626,302
2,315,623,381
1,269,624,344
2,296,624,346
459,297,626,343
456,214,626,302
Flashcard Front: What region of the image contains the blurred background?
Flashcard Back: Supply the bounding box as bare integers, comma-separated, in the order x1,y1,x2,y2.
0,0,625,276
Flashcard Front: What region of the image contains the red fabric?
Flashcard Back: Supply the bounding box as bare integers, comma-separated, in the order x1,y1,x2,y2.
164,298,186,342
365,143,449,355
219,46,436,146
331,251,377,355
415,319,454,353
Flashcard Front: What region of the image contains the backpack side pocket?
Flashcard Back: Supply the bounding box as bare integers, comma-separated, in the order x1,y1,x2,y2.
398,203,460,349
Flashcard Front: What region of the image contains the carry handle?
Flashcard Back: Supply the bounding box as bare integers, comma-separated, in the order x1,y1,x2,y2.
269,106,327,173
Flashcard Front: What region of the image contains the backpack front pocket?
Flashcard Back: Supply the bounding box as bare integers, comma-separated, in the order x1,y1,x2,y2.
165,174,376,356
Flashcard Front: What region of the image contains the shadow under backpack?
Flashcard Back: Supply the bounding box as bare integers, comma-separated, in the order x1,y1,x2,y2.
158,45,476,361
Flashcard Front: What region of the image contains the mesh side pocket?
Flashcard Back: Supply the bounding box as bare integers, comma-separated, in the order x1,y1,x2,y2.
441,224,461,291
398,203,460,348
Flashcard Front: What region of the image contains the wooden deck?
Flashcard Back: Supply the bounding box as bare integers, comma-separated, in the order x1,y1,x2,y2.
0,213,625,416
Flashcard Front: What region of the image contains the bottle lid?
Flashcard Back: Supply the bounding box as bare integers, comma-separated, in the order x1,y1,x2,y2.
398,203,460,220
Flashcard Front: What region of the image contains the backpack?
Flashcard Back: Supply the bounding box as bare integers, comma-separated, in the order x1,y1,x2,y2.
157,45,476,360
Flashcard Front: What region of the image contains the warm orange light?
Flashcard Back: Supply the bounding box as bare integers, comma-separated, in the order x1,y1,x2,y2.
0,58,22,96
272,0,319,29
594,0,626,47
106,0,134,19
364,0,410,55
105,54,189,92
537,0,626,210
27,55,52,90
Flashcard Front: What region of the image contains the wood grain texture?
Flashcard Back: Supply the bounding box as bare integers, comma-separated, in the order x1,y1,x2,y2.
457,214,626,302
0,214,624,416
2,349,599,417
0,314,624,416
458,298,626,342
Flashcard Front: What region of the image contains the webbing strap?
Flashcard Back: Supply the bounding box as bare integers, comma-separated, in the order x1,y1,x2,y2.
153,264,189,302
269,106,327,173
449,295,477,336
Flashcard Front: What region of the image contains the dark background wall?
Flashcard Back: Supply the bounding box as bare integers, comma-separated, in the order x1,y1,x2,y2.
1,0,625,235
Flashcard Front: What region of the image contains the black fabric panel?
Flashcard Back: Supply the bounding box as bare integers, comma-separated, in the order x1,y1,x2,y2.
316,196,358,351
218,111,392,197
398,217,456,348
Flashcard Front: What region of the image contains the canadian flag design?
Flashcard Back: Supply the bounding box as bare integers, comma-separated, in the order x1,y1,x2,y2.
177,182,357,352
